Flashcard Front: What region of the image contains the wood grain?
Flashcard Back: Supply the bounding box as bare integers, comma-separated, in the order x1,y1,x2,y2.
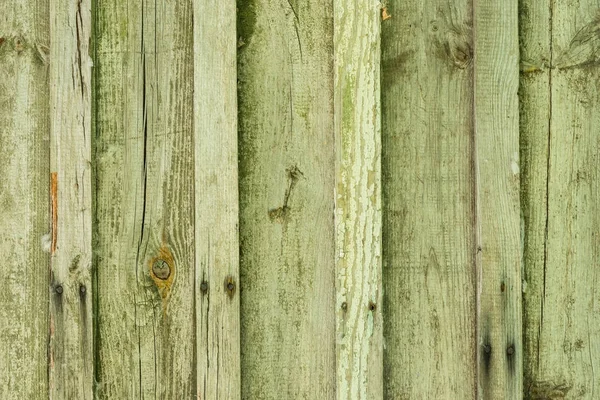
194,0,241,397
0,1,50,398
473,0,522,397
48,0,94,398
381,1,477,398
94,0,196,397
522,1,600,398
334,0,382,398
237,0,336,397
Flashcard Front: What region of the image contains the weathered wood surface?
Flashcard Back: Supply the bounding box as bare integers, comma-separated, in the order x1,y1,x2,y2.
95,0,196,397
381,1,478,398
522,1,600,398
0,2,49,398
194,0,241,396
48,0,94,398
473,0,522,398
237,0,336,397
334,0,382,399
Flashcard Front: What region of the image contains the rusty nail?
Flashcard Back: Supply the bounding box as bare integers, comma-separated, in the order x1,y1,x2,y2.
483,344,491,354
500,282,505,292
369,302,376,311
227,282,235,291
80,285,86,294
55,285,63,294
507,345,515,356
341,302,347,311
200,281,208,293
152,259,171,280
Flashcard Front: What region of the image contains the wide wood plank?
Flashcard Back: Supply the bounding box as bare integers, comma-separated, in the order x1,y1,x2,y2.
237,0,336,397
0,2,50,398
473,0,522,397
95,0,196,397
194,0,241,397
522,1,600,397
381,1,477,398
48,0,94,398
334,0,382,398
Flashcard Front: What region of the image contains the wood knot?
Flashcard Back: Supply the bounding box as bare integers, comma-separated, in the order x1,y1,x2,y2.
433,20,473,69
152,259,171,280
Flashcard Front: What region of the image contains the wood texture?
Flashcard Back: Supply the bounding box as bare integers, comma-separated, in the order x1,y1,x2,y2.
473,0,522,397
194,0,241,397
522,1,600,398
0,2,50,398
334,1,382,399
94,0,196,397
237,0,336,397
381,1,478,398
48,0,94,398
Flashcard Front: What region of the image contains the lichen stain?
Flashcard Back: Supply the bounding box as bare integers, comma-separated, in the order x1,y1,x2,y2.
148,245,175,311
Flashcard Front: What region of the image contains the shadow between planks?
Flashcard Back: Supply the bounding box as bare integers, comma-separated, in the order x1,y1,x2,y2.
0,0,599,399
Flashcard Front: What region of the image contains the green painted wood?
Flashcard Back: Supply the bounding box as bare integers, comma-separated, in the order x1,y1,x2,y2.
473,0,522,397
522,1,600,397
48,0,94,398
381,1,477,398
0,2,50,398
237,0,336,397
334,1,382,399
94,0,196,397
194,0,241,396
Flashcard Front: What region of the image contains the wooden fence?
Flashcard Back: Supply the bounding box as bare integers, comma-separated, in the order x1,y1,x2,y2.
1,0,599,398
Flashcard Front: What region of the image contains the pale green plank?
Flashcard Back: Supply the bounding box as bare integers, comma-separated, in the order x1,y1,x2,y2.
194,0,241,397
523,1,600,397
474,0,522,397
48,0,94,398
0,1,50,398
238,0,336,397
95,0,196,397
334,0,382,398
381,1,477,398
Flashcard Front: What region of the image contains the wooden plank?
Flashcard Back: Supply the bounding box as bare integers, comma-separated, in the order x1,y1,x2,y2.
94,0,196,397
0,2,50,398
193,0,241,397
237,0,336,397
518,0,552,396
333,0,382,398
473,0,522,397
522,1,600,397
381,2,477,398
48,0,94,398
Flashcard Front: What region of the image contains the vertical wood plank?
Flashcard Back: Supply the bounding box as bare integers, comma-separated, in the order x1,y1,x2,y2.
194,0,241,397
381,1,477,398
522,1,600,397
237,0,336,397
334,0,382,399
518,0,552,396
0,1,50,398
48,0,94,398
473,0,522,397
95,0,196,397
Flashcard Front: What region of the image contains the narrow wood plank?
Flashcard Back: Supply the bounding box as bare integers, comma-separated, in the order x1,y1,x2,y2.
522,2,600,397
334,1,382,398
48,0,94,398
194,0,241,397
0,2,50,398
473,0,522,397
95,0,196,397
518,0,552,396
381,2,477,398
237,0,336,397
